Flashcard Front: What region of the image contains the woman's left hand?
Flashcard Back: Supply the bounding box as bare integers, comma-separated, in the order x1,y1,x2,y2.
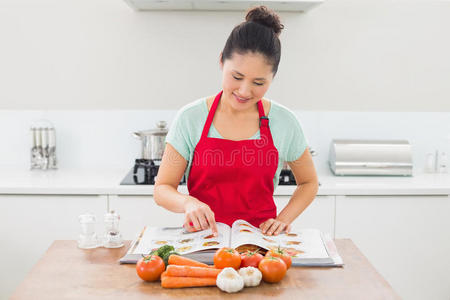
259,218,291,236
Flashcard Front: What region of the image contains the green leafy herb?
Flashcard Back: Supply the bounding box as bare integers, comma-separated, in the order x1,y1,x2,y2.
163,251,180,266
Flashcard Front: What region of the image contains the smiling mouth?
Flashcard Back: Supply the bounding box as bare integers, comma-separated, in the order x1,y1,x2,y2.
233,93,251,102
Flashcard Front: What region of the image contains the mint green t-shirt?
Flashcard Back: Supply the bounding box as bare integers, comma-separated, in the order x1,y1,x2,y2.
165,97,308,189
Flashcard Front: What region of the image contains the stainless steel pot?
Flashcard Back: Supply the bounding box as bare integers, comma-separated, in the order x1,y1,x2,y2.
133,121,168,160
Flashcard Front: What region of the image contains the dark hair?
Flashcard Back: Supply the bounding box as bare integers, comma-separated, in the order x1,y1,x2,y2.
221,6,284,75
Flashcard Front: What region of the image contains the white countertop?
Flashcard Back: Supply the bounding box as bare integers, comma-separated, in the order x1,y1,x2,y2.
0,165,449,196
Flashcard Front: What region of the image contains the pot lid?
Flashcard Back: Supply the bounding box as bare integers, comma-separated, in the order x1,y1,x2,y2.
137,121,168,136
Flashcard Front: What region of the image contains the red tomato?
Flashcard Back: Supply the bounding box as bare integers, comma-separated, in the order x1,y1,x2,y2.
258,256,287,283
240,250,264,268
214,247,241,269
136,255,165,282
266,247,292,269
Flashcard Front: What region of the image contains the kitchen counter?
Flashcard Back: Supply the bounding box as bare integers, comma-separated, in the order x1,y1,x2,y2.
11,239,400,300
0,165,449,195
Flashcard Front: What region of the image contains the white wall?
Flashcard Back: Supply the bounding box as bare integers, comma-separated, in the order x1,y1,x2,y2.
1,109,449,175
0,0,449,111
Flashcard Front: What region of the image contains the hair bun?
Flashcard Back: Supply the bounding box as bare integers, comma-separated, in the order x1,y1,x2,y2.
245,6,284,36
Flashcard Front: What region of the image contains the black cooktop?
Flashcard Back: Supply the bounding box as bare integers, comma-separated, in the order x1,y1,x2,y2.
120,167,187,185
120,159,186,185
120,159,297,186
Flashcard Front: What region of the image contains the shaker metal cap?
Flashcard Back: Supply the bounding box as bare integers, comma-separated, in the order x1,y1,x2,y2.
104,210,120,222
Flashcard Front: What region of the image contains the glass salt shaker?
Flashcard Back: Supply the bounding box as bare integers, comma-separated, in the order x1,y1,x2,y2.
439,152,448,173
78,213,99,249
425,153,435,173
103,210,124,248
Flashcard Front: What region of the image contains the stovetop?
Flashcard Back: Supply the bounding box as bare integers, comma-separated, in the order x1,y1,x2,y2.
120,159,297,186
120,167,187,185
278,168,298,185
120,159,186,185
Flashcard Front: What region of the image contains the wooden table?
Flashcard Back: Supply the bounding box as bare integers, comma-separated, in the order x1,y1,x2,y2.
11,239,399,300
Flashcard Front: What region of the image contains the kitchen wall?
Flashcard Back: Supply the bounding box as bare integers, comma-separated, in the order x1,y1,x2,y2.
0,0,449,111
1,109,449,175
1,0,449,173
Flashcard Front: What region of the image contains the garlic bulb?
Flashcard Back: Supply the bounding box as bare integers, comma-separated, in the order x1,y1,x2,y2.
216,267,244,293
238,267,262,287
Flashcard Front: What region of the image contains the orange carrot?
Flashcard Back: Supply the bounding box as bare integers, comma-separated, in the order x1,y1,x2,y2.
168,254,211,268
161,275,216,288
161,271,167,279
166,265,221,278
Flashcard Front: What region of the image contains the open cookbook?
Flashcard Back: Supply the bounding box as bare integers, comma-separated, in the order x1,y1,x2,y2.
120,219,343,267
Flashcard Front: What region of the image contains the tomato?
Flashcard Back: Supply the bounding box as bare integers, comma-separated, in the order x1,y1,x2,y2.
136,255,165,282
258,256,287,283
240,250,264,268
266,247,292,269
214,247,241,269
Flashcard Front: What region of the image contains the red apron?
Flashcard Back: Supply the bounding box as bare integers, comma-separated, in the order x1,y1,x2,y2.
187,91,279,227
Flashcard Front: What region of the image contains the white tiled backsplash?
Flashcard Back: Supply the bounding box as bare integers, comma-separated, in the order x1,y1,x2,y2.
1,110,449,174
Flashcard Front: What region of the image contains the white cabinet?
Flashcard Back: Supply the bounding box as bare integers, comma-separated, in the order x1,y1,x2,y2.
0,194,106,300
4,191,449,300
108,195,185,240
335,195,450,300
274,195,335,237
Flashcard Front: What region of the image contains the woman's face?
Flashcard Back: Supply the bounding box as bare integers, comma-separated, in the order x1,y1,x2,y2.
220,51,274,112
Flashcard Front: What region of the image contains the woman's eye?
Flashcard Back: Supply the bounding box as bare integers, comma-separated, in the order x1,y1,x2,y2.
232,76,264,86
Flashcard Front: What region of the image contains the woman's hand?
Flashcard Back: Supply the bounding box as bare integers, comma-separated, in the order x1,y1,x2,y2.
259,218,291,236
183,196,218,236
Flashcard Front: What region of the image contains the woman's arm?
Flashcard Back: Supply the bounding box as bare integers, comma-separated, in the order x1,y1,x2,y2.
154,143,189,213
259,148,319,235
154,143,218,235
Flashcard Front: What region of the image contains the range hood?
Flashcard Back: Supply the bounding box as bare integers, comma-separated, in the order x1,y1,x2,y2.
123,0,323,12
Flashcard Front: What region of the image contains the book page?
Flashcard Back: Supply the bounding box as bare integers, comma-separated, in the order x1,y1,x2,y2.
132,222,230,256
230,219,329,259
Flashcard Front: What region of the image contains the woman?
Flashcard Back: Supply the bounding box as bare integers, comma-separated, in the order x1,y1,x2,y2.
154,6,318,237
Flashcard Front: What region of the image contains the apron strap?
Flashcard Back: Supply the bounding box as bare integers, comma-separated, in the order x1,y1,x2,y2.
257,100,269,127
201,91,222,139
201,91,273,141
257,100,274,145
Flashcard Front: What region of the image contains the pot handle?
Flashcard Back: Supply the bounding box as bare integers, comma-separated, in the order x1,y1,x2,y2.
132,132,141,139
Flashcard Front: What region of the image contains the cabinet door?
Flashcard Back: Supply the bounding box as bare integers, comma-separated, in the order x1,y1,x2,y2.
335,195,450,300
109,195,185,240
0,194,106,300
274,195,335,237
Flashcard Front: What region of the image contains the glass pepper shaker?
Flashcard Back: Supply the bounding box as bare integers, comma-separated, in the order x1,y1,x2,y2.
103,210,124,248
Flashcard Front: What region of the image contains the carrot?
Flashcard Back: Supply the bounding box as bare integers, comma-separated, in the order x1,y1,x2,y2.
161,275,216,288
168,254,211,268
161,271,167,279
166,265,221,278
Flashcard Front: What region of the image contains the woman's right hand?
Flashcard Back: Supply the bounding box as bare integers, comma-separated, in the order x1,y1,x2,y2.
183,195,218,236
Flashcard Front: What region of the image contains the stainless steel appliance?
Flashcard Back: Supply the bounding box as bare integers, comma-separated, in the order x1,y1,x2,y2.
329,139,413,176
30,121,57,170
133,121,168,160
121,121,183,185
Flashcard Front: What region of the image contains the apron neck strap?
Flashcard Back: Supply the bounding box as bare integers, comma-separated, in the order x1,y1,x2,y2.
201,91,269,139
257,100,269,128
201,91,222,139
257,100,265,118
